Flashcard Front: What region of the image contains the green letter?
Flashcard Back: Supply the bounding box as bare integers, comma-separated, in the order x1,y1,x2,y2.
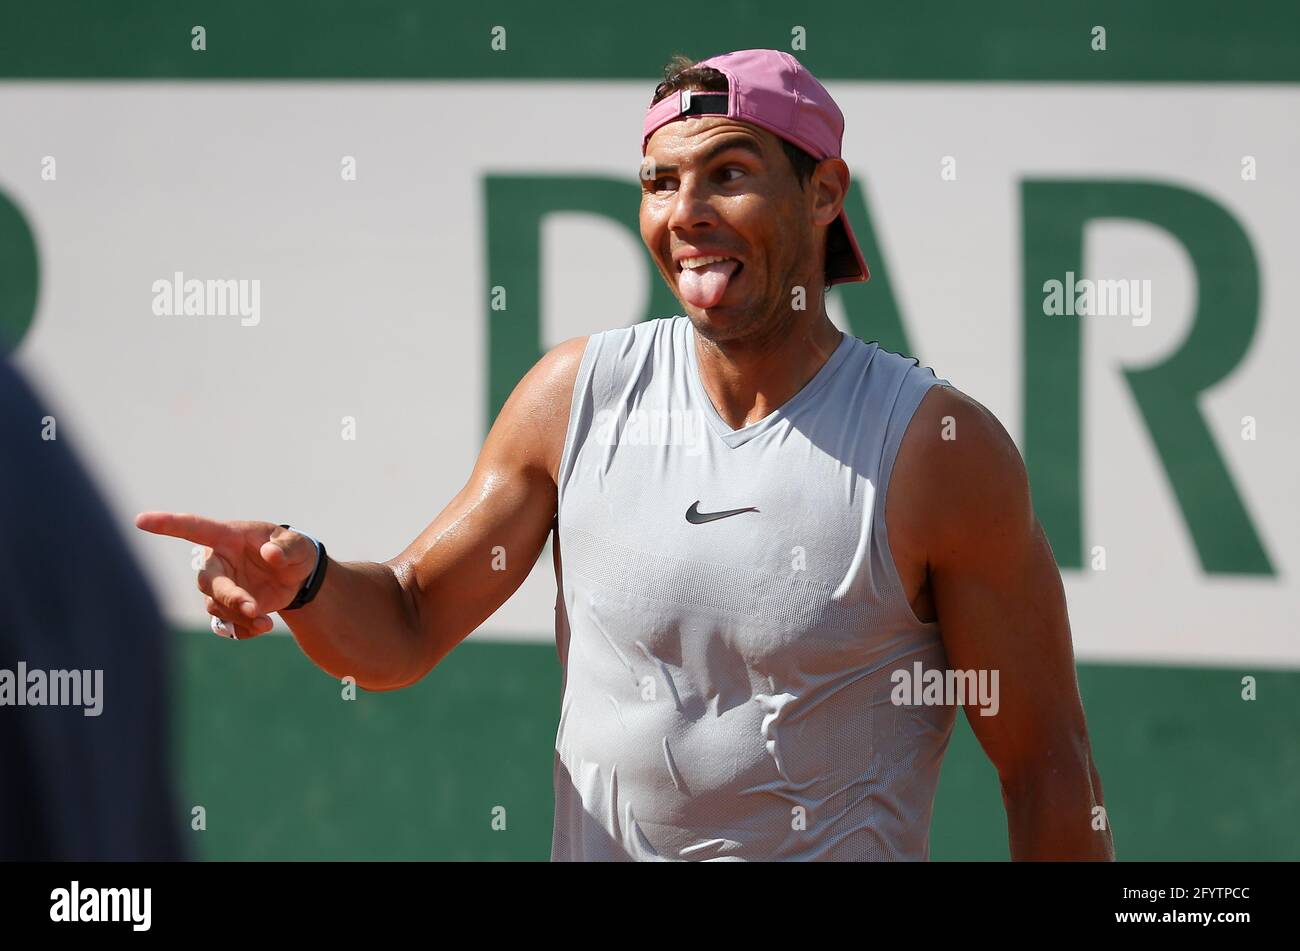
833,181,913,358
484,176,677,427
1022,180,1271,574
0,189,39,354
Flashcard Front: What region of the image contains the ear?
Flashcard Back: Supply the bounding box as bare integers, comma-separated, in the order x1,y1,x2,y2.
810,157,850,227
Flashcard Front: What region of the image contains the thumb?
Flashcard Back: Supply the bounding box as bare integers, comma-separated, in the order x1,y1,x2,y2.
260,527,317,577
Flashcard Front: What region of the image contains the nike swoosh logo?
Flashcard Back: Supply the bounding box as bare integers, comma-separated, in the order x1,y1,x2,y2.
685,501,759,524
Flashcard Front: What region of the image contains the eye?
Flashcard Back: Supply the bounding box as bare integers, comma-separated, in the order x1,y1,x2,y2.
647,176,677,193
721,166,745,182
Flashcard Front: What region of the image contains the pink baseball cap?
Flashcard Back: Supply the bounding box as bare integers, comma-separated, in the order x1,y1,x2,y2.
642,49,869,286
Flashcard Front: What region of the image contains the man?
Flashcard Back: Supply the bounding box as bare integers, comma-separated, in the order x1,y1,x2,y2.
138,49,1112,861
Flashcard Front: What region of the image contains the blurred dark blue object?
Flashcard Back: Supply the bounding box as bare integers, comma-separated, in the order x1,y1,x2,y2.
0,356,184,860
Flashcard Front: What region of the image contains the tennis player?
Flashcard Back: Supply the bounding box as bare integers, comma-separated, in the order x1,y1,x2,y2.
138,49,1113,861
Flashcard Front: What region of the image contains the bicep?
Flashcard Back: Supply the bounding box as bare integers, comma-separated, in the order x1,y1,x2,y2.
932,516,1089,786
914,390,1091,789
386,336,587,664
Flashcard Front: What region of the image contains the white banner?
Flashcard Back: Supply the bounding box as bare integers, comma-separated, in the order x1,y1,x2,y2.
3,82,1296,667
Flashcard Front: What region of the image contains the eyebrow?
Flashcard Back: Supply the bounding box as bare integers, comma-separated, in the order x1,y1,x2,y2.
643,136,766,178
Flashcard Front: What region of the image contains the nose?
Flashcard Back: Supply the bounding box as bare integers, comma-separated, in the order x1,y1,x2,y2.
666,172,719,234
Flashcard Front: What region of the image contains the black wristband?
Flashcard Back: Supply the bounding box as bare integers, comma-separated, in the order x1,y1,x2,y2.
279,524,328,610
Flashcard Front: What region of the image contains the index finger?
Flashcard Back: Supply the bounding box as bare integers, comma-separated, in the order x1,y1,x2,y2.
135,511,231,547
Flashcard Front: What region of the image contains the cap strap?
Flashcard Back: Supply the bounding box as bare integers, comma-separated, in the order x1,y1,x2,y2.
678,90,729,117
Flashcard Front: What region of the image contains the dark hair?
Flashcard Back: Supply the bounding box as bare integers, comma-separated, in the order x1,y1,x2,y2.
650,53,840,288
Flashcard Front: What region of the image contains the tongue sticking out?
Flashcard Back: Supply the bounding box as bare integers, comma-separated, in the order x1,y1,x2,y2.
678,260,741,309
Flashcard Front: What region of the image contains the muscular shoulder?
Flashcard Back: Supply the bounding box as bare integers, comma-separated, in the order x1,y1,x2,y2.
888,384,1035,568
487,336,589,486
496,320,684,486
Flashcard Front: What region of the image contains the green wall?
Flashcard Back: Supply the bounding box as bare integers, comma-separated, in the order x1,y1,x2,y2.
179,631,1299,860
3,1,1298,81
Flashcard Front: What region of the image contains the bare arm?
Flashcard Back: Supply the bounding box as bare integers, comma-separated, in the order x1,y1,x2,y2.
377,335,588,685
138,336,587,691
889,385,1114,860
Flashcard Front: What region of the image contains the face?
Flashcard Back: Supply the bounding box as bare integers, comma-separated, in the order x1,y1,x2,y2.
639,115,846,344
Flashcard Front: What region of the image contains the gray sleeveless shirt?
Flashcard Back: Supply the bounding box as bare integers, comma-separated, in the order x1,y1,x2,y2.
551,315,954,861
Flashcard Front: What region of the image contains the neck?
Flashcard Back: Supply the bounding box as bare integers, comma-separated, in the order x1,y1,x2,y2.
692,306,843,430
